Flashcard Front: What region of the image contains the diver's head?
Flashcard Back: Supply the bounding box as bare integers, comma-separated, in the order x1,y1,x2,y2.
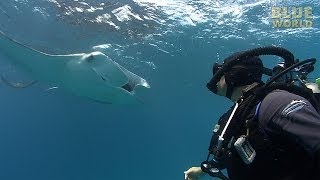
207,55,264,100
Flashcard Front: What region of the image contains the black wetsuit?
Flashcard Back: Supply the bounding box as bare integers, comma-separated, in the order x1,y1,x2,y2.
220,90,320,180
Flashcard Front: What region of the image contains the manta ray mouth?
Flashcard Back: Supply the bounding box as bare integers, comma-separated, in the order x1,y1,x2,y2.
121,83,134,92
100,75,133,93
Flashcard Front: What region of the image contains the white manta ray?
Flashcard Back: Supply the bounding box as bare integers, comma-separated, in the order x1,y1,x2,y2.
0,30,150,104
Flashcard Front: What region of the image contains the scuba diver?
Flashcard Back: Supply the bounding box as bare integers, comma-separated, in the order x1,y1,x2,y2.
184,46,320,180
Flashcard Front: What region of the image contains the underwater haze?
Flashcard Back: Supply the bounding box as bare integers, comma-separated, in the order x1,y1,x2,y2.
0,0,319,180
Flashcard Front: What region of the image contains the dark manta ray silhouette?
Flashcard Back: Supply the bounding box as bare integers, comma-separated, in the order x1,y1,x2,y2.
0,30,150,104
0,74,37,88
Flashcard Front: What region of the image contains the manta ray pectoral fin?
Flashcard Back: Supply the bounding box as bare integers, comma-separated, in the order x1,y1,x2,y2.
117,64,150,92
87,52,150,96
89,53,128,87
1,74,37,88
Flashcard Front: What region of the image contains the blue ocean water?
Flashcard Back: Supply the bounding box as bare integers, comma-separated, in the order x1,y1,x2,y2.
0,0,319,179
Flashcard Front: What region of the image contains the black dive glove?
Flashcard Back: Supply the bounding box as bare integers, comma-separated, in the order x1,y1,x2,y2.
201,160,229,180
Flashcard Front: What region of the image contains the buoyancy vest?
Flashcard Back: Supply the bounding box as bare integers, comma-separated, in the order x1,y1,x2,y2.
225,102,317,180
206,83,319,180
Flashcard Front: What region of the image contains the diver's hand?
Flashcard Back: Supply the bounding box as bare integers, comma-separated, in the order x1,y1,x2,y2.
184,167,205,180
